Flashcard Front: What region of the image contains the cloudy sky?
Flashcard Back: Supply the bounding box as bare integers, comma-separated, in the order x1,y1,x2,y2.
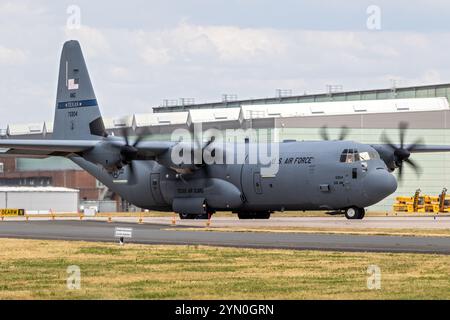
1,0,450,128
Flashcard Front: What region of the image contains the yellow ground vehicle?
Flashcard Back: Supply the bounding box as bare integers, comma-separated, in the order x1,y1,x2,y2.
393,188,448,213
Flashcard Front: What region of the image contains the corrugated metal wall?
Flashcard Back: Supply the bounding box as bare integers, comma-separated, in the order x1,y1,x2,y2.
0,190,79,213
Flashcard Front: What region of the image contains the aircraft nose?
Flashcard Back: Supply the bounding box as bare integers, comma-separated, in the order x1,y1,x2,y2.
364,169,397,201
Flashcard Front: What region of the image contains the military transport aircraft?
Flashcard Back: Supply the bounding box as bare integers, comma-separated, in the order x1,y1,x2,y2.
1,40,450,220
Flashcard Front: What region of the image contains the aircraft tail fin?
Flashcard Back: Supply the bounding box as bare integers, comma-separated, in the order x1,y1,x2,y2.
53,40,106,140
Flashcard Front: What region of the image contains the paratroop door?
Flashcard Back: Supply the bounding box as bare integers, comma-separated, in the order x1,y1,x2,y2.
253,172,263,194
150,173,166,205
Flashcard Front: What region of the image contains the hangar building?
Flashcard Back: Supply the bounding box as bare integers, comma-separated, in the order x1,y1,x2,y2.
0,186,79,213
2,82,450,212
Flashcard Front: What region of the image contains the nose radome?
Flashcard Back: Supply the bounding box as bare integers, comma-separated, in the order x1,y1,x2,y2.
364,170,398,202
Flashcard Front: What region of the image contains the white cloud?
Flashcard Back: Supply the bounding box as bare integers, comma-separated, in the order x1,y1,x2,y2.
384,69,443,88
0,1,47,24
134,22,287,66
422,69,442,83
141,47,172,65
109,66,133,81
0,46,28,65
64,25,111,58
2,3,450,127
174,23,286,63
0,2,31,15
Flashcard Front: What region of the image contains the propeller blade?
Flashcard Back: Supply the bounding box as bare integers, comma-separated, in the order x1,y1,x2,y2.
120,128,130,146
338,126,349,140
132,128,151,148
381,132,397,151
405,158,421,175
179,174,188,185
380,121,424,181
399,122,408,149
188,123,202,163
397,164,403,181
407,137,425,152
320,126,329,141
126,161,138,185
205,136,215,148
128,161,134,176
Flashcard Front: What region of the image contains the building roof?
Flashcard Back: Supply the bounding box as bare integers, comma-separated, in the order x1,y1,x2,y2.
153,82,450,113
188,107,242,123
241,97,449,119
0,186,79,193
134,112,189,127
4,83,450,138
103,116,134,129
7,122,45,136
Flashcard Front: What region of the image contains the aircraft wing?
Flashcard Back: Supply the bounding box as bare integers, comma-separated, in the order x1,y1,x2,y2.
0,139,175,160
108,140,175,158
0,140,99,157
407,145,450,153
371,144,450,154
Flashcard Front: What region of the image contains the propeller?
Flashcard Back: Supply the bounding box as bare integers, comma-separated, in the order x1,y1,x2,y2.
188,123,216,167
181,123,216,186
117,127,151,184
320,125,350,141
381,122,423,181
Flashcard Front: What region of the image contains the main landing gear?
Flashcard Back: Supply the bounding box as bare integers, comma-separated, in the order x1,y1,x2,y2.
178,213,211,220
344,207,365,220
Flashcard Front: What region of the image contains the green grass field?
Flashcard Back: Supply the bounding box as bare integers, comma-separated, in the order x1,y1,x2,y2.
178,227,450,237
0,238,449,300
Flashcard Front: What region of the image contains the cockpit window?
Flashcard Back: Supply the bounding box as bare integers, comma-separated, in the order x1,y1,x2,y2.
359,152,370,161
340,149,379,163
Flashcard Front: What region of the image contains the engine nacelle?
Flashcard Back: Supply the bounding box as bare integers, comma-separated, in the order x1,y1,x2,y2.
371,145,396,172
156,147,201,174
82,142,123,172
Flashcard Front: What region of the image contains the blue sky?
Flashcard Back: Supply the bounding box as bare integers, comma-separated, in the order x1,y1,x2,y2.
1,0,449,127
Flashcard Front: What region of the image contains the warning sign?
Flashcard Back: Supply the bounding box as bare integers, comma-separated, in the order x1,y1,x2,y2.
0,209,25,216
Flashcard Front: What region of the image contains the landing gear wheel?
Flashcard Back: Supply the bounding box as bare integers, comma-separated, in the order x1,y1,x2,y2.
179,213,195,220
178,213,212,220
359,209,366,220
345,207,365,220
345,207,357,219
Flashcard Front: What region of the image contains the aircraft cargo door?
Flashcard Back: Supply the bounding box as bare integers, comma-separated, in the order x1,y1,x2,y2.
150,173,166,205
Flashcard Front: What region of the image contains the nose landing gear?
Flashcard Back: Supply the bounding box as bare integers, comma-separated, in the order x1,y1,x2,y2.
344,207,365,220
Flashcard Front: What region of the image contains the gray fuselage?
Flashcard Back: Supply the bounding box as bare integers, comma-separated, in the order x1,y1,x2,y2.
70,140,397,213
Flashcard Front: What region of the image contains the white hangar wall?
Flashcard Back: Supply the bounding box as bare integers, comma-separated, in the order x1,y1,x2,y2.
0,187,79,213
